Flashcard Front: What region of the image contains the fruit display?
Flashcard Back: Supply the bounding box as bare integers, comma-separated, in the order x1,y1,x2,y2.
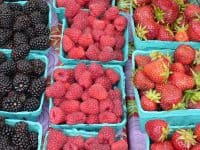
46,127,128,150
133,44,200,111
0,51,46,112
46,63,125,125
133,0,200,42
146,119,200,150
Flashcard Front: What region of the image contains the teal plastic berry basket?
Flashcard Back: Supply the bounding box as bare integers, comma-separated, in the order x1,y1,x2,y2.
59,12,129,66
131,0,200,50
49,64,127,132
132,49,200,132
43,128,98,150
0,49,48,121
2,1,52,54
5,119,42,150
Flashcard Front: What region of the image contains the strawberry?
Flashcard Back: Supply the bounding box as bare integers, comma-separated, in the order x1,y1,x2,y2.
92,19,106,30
95,76,112,91
89,2,106,17
50,107,65,124
133,0,151,7
170,62,185,73
98,127,115,144
143,58,170,84
88,63,104,80
62,35,74,52
99,98,114,112
86,114,99,124
65,83,83,100
184,4,200,21
175,45,196,65
111,140,128,150
104,6,119,21
60,100,80,114
194,124,200,142
145,119,169,142
133,70,155,91
74,63,87,81
78,71,92,89
65,111,86,124
193,65,200,73
80,98,99,114
191,144,200,150
63,143,78,150
174,25,189,42
141,89,161,111
157,25,174,41
135,55,151,67
68,46,85,59
188,20,200,42
100,35,116,48
114,15,127,32
98,46,114,62
150,141,175,150
99,111,117,123
67,136,84,149
188,101,200,109
64,28,82,43
172,129,197,150
88,83,108,100
65,0,80,18
92,29,104,41
105,68,120,85
78,33,94,48
169,72,195,91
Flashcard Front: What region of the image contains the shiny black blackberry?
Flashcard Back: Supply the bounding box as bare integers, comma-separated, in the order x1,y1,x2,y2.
13,74,30,93
0,28,13,46
0,73,12,97
29,132,38,149
0,4,13,28
2,40,14,49
0,116,5,128
0,60,16,75
17,60,33,75
2,96,22,112
11,43,30,61
9,3,23,11
4,146,18,150
13,15,31,31
1,125,14,138
23,97,40,111
12,132,30,149
37,0,49,14
29,35,49,50
23,0,38,14
28,77,46,97
7,91,26,103
30,59,45,77
12,10,24,22
0,52,6,64
0,135,9,149
15,121,28,134
29,11,46,27
24,27,36,39
13,32,28,46
35,23,50,36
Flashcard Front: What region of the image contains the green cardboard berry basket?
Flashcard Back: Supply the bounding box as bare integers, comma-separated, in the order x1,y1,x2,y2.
132,49,200,132
0,49,48,121
48,64,127,132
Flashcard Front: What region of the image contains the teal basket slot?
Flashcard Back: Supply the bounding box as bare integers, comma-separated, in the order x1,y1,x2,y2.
4,119,42,150
131,0,200,50
59,12,129,66
0,49,48,121
132,49,200,132
1,1,52,55
49,64,127,132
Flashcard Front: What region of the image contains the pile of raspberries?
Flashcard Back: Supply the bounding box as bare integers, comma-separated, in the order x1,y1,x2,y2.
46,63,124,125
47,127,128,150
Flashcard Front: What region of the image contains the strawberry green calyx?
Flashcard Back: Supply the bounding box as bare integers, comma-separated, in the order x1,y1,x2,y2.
150,51,172,63
183,89,200,104
193,50,200,65
117,0,132,12
136,24,148,40
145,89,161,103
172,102,186,110
161,63,172,83
174,0,186,12
159,126,170,142
153,6,165,23
191,69,200,88
175,24,188,32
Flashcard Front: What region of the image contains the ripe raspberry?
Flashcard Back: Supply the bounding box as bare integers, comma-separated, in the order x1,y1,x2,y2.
89,0,110,8
98,127,116,144
53,68,69,82
88,83,108,100
108,88,121,100
92,19,106,30
50,107,65,124
65,111,86,124
64,28,82,43
83,26,92,34
92,29,104,42
95,76,112,90
53,98,64,106
111,140,128,150
46,82,66,98
84,137,99,149
62,35,74,52
75,63,88,81
76,0,89,6
86,44,101,60
100,35,116,48
105,68,120,84
68,46,85,59
104,24,115,36
114,49,123,61
115,35,125,49
56,0,66,7
63,143,78,150
104,6,119,20
98,46,114,62
81,91,90,101
88,63,104,79
78,71,93,89
72,10,89,31
65,69,75,84
68,136,84,149
99,111,117,123
60,100,80,114
112,99,123,117
65,83,83,100
99,98,114,112
86,114,99,124
114,16,127,31
78,33,94,48
65,0,80,18
88,143,110,150
88,15,96,26
80,98,99,114
89,2,106,17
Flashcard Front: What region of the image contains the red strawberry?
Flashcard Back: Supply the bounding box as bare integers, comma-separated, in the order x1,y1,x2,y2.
65,83,83,100
184,65,193,76
64,28,82,43
86,43,101,61
133,70,155,91
135,55,151,67
100,35,116,48
62,35,74,52
157,25,174,41
68,46,85,59
193,64,200,73
98,46,114,62
114,15,127,32
88,63,104,80
72,10,89,31
133,0,151,7
60,100,80,114
98,127,115,144
74,63,87,81
67,136,84,149
150,141,175,150
46,82,66,98
78,33,94,48
188,20,200,42
174,25,189,42
105,68,120,85
49,107,65,124
99,98,114,112
104,6,119,20
104,24,115,36
86,114,99,124
191,144,200,150
188,101,200,109
65,0,80,18
170,63,185,73
111,140,128,150
65,111,86,124
95,76,112,90
99,111,117,123
92,29,104,41
184,4,200,21
143,58,170,84
172,129,197,150
145,119,169,142
63,143,78,150
88,83,108,100
194,124,200,142
78,71,92,89
89,2,106,17
80,98,99,114
175,45,196,65
169,72,195,91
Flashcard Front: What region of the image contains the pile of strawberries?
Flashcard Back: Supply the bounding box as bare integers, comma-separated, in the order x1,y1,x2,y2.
133,44,200,111
47,127,128,150
46,63,124,125
146,119,200,150
61,1,127,62
133,0,200,42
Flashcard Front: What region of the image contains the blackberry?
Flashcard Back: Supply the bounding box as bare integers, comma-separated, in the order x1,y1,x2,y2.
29,132,38,149
30,59,45,76
23,97,40,111
1,125,14,138
0,60,16,75
17,60,33,74
13,15,31,31
2,96,22,112
0,4,13,28
0,28,12,46
30,35,49,50
0,135,9,149
2,40,14,49
12,132,30,149
15,121,28,134
24,27,36,39
13,74,30,93
37,0,49,15
9,3,23,11
35,23,50,36
23,0,38,14
0,116,5,128
0,0,3,4
0,52,6,64
29,11,46,26
0,73,12,97
12,10,24,22
13,32,28,46
7,91,26,103
4,146,18,150
28,77,46,97
11,43,30,61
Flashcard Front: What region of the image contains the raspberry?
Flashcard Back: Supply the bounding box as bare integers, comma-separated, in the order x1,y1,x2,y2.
112,99,123,117
75,63,88,81
99,98,114,112
88,84,108,100
72,10,89,31
88,63,104,79
104,6,119,20
78,71,93,89
80,98,99,114
88,15,96,26
75,0,89,6
115,35,125,49
108,88,121,100
105,68,120,84
92,29,104,41
86,114,99,124
84,137,99,149
53,68,69,82
53,98,64,106
68,136,84,149
64,28,82,43
78,33,94,48
63,143,78,150
100,35,116,48
99,111,117,123
111,140,128,150
83,26,92,34
63,35,74,52
65,69,75,84
89,2,106,17
114,49,124,61
81,91,90,101
56,0,66,7
92,19,106,30
98,46,114,62
86,44,101,60
46,82,66,98
88,143,110,150
65,0,80,18
50,107,65,124
98,127,116,144
95,76,112,90
65,111,86,124
68,46,85,59
104,24,115,36
114,16,127,32
60,100,80,114
65,83,83,100
89,0,110,8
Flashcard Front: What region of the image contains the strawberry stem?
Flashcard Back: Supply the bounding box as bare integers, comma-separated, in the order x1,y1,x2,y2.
145,89,161,103
136,24,148,40
153,6,165,23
